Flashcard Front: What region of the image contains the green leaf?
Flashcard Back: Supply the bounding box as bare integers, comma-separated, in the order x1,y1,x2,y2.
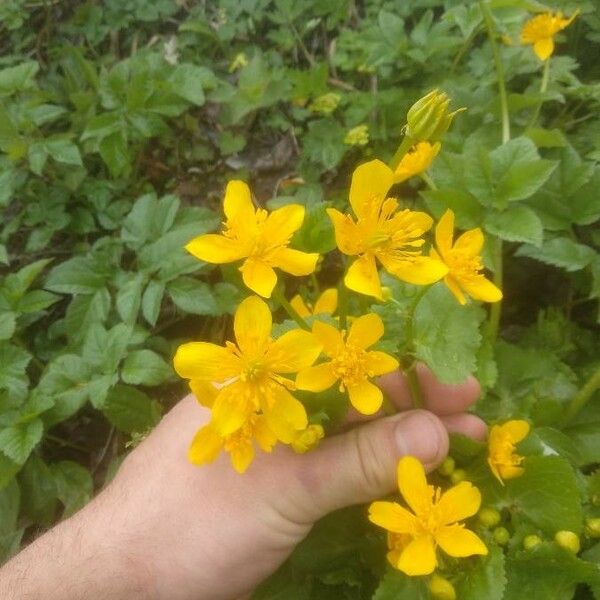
0,419,43,465
64,288,111,343
116,272,145,324
0,342,31,400
0,61,39,95
291,202,336,254
99,131,130,177
457,545,506,600
0,453,21,490
516,238,596,272
0,479,21,564
142,280,165,326
168,63,213,105
0,313,16,340
168,276,219,315
50,460,93,517
82,323,132,373
3,258,52,302
484,206,543,247
0,244,8,265
46,256,108,294
121,349,173,386
17,290,59,313
413,285,484,384
372,569,428,599
102,384,162,434
508,455,583,535
19,455,57,526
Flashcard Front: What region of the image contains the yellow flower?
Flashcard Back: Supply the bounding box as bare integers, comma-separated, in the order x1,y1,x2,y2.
394,142,441,183
327,160,448,299
369,456,488,576
174,296,322,444
188,413,277,473
344,124,369,147
487,420,530,484
406,90,464,143
431,209,502,305
521,11,578,61
290,288,338,319
296,313,399,415
308,93,341,116
291,423,325,454
185,181,319,298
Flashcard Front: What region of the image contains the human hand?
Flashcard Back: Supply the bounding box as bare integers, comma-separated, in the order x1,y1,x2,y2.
0,364,484,600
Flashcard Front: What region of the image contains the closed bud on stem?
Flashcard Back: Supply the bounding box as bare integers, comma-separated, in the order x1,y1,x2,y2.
450,468,466,484
428,574,456,600
380,287,393,302
479,507,501,528
585,517,600,538
493,527,510,545
523,534,542,550
554,530,580,554
405,89,464,143
438,456,455,477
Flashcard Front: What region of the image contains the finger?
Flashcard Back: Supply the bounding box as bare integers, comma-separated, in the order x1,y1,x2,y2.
440,413,487,441
377,363,480,416
293,409,448,521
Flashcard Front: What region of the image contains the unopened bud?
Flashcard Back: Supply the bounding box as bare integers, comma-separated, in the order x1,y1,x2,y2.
406,89,464,143
493,527,510,545
291,424,324,454
450,468,466,484
437,457,455,477
381,287,393,302
523,534,542,550
585,517,600,538
479,507,501,529
554,530,580,553
428,574,456,600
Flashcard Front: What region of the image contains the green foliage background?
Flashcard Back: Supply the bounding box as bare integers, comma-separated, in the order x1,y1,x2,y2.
0,0,599,597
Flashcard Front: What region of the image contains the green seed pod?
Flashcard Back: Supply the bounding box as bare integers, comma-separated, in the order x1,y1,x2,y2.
554,530,580,553
450,468,466,484
523,534,542,550
479,507,501,529
585,518,600,538
438,457,455,477
428,574,456,600
493,527,510,545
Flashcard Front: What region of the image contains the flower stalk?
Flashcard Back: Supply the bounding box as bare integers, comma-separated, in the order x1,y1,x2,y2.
563,363,600,424
272,287,310,330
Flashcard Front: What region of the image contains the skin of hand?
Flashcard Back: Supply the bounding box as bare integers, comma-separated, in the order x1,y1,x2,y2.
0,364,485,600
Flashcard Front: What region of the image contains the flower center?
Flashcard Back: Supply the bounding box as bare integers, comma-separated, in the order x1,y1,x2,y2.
240,359,266,382
331,343,370,389
446,248,483,281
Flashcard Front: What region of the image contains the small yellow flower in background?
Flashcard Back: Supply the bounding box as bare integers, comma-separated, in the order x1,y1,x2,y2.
394,141,441,183
521,11,579,61
344,124,369,147
369,456,487,576
174,296,322,468
327,160,447,299
290,288,338,319
185,181,319,298
296,313,399,415
487,419,530,484
431,209,502,305
406,90,464,143
228,52,248,72
429,574,456,600
308,92,341,116
291,423,325,454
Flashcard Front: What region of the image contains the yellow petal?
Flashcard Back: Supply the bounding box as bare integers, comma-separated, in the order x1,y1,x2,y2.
266,329,322,373
368,501,417,533
366,351,399,376
312,320,345,357
498,463,525,480
487,457,505,486
229,439,255,474
348,379,383,415
296,362,337,392
223,180,255,223
397,456,432,516
211,383,253,436
349,159,394,219
435,525,488,558
185,234,246,263
461,275,503,303
397,535,437,576
393,142,440,183
173,342,239,381
254,416,278,452
272,247,319,276
444,274,467,305
326,208,362,256
435,209,455,258
500,419,530,443
290,294,311,318
437,482,482,525
313,288,338,315
345,254,382,299
454,227,484,255
534,37,554,60
189,379,219,408
234,295,272,355
381,255,448,286
240,258,278,297
347,313,384,349
263,204,305,246
261,385,308,443
188,425,222,465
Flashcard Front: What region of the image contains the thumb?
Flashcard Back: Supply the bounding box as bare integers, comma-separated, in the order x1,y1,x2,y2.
292,410,448,522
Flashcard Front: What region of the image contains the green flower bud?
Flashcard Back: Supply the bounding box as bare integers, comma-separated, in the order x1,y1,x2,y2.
344,125,369,147
428,574,456,600
523,534,542,550
493,526,510,545
554,530,580,554
585,517,600,538
437,457,455,477
405,89,464,143
450,468,466,484
479,507,501,529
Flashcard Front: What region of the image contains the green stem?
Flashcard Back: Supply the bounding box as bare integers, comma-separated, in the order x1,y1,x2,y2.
389,135,415,171
527,57,550,129
272,288,310,330
421,172,438,191
479,1,510,144
563,364,600,424
406,365,424,409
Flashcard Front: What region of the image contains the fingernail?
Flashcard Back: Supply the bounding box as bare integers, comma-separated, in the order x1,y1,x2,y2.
395,410,446,466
